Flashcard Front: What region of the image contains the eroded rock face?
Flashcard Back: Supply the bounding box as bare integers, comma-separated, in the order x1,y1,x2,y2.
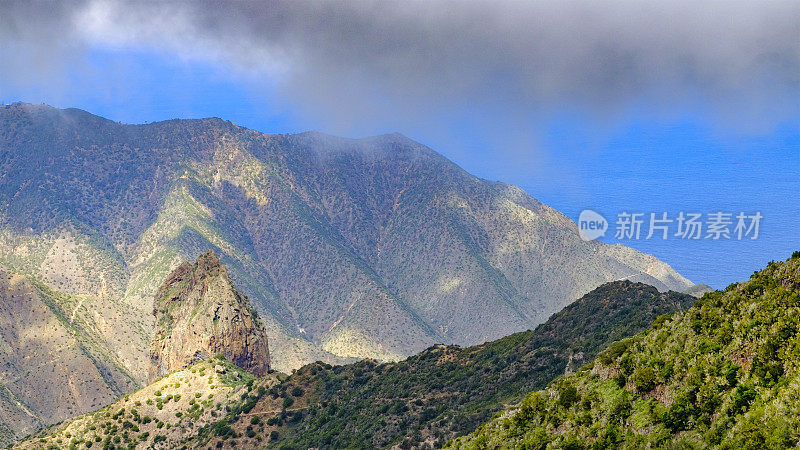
149,250,270,381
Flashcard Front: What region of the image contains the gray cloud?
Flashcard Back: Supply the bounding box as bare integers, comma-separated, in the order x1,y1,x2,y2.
0,2,87,96
2,0,799,132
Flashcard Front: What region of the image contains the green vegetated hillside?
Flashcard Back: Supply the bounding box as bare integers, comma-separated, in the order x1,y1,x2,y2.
221,282,694,449
17,279,694,449
450,252,800,449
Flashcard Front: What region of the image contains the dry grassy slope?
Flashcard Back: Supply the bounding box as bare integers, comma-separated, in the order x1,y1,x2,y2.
18,358,282,449
0,268,138,446
0,103,692,379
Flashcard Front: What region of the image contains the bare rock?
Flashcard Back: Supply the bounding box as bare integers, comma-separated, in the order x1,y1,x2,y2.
148,250,270,381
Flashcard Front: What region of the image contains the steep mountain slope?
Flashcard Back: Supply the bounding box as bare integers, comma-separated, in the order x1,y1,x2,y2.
19,279,695,449
450,252,800,449
0,102,692,379
0,267,138,446
150,250,270,380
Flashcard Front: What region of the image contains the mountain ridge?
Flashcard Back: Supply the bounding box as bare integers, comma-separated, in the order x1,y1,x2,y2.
0,101,691,373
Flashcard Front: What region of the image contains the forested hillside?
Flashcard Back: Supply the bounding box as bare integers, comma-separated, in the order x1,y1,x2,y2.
450,252,800,449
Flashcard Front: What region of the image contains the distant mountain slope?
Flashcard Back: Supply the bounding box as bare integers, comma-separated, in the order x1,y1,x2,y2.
682,283,714,298
19,279,695,449
450,252,800,449
0,102,691,377
0,267,138,446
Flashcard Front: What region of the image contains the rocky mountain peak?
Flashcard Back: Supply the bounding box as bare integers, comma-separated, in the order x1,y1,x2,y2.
148,250,270,381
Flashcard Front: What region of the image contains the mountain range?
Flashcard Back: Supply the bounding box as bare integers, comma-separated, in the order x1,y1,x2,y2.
2,102,794,450
0,102,691,370
0,102,695,442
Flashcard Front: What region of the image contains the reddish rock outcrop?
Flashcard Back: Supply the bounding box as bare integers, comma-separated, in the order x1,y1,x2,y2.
148,250,270,381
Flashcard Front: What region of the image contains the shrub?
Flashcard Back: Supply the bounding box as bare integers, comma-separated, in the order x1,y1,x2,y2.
600,340,632,365
213,420,234,437
663,395,695,432
697,384,721,416
558,385,579,408
609,393,632,423
514,392,544,427
729,385,757,415
633,366,656,393
725,364,740,387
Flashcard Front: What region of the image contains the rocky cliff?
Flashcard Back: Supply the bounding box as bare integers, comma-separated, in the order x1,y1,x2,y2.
149,250,270,381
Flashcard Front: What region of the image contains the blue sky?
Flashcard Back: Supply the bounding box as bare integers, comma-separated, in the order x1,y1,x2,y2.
1,2,798,288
